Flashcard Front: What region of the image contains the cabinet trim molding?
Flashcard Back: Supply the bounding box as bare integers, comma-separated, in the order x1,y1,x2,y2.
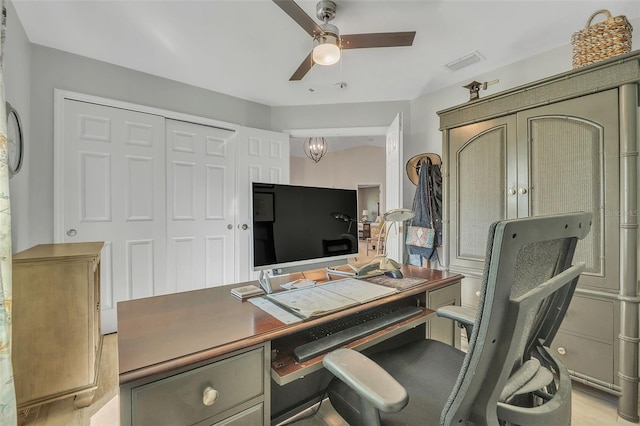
438,53,640,131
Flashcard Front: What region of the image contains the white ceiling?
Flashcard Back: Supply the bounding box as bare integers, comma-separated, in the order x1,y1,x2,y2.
12,1,640,107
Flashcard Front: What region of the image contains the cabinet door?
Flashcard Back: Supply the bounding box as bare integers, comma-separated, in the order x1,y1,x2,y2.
447,115,516,273
518,89,619,291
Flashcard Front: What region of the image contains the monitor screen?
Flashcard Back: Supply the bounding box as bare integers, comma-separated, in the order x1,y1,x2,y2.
252,183,358,273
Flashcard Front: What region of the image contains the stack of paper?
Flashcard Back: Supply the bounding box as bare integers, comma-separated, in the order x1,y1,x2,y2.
231,284,265,300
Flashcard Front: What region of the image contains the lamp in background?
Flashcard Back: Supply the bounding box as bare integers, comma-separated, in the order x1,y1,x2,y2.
377,208,415,270
304,137,328,163
313,24,341,66
361,210,370,221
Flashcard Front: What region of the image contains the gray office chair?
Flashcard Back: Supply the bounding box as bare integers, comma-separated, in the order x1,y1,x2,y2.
322,212,591,426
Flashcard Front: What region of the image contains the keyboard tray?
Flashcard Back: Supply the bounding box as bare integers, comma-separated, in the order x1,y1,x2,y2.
293,306,423,362
270,305,432,386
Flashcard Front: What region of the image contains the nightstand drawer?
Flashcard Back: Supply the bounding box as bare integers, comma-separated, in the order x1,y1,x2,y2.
551,331,614,384
132,347,264,425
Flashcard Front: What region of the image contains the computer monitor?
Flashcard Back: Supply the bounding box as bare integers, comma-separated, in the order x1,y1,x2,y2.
251,183,358,282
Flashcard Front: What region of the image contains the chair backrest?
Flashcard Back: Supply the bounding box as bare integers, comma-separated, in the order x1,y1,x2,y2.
441,212,591,425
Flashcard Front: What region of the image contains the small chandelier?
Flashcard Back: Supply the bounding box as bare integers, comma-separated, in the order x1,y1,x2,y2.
304,137,328,163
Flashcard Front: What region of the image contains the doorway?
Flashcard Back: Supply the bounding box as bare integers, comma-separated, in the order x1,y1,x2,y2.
285,116,405,263
357,184,381,223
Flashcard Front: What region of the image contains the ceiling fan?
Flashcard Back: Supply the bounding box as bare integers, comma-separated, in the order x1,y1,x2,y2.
273,0,416,81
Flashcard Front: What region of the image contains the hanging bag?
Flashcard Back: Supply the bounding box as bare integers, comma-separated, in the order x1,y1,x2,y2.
405,224,435,248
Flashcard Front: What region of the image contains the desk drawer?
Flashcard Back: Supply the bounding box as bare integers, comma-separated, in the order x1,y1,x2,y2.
132,347,264,425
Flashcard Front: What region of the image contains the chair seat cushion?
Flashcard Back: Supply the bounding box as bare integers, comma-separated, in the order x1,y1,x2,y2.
327,339,465,425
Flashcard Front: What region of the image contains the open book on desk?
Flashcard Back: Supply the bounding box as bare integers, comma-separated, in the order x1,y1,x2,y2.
326,261,384,278
266,278,397,319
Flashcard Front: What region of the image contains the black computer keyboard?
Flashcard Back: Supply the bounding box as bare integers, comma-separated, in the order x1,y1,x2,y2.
293,305,423,363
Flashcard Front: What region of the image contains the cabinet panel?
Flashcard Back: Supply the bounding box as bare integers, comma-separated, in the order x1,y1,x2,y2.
559,295,615,343
519,89,619,291
448,115,516,272
13,242,104,410
551,331,614,384
427,282,461,347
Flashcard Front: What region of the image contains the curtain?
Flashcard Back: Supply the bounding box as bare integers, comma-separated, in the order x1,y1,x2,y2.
0,1,17,424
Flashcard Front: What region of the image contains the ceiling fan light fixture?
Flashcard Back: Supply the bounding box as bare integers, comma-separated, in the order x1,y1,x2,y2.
313,23,341,66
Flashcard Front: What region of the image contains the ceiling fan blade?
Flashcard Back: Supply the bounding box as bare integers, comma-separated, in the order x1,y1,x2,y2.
273,0,323,38
290,51,315,81
341,32,416,49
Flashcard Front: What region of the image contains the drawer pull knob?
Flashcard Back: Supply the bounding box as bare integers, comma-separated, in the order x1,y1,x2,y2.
557,347,566,355
202,386,219,406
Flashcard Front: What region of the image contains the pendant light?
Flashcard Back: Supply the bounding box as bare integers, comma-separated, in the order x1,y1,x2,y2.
304,137,328,163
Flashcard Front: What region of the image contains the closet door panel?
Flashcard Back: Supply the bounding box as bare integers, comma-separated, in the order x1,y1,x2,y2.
61,100,166,334
236,127,290,282
166,119,237,290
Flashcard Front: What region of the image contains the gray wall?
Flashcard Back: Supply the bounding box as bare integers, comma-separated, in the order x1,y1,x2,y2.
28,45,272,246
4,1,31,252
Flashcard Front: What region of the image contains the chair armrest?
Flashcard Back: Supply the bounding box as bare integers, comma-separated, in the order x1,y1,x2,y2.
436,305,477,327
323,348,408,413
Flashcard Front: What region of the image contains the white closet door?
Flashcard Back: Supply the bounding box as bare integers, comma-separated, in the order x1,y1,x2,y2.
385,114,403,263
165,120,237,291
60,99,166,334
235,126,290,282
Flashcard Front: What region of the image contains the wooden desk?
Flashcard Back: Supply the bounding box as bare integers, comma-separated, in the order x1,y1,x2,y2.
118,266,462,425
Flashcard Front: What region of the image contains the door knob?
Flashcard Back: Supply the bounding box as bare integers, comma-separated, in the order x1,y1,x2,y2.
227,224,233,230
241,224,249,230
507,189,516,196
518,188,528,194
202,386,219,406
67,229,77,237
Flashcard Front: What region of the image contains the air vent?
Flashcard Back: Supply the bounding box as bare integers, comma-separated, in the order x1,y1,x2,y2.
445,51,485,71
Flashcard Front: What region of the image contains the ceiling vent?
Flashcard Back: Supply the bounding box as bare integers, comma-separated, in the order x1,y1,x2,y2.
445,51,485,71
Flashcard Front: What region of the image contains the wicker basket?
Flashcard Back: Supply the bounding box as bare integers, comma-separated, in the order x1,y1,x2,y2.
571,9,633,69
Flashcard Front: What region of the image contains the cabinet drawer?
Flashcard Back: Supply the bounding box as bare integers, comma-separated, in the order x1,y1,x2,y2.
551,331,613,384
132,347,264,425
210,403,263,426
560,295,614,343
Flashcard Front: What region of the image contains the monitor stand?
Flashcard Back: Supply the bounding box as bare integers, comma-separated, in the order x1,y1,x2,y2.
258,270,273,294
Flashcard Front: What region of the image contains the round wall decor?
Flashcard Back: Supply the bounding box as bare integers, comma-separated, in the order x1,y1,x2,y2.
6,102,24,175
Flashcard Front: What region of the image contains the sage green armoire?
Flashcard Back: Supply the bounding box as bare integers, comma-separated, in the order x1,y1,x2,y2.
438,51,640,422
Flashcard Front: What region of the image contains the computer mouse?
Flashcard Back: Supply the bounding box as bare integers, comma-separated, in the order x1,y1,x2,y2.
384,269,403,279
